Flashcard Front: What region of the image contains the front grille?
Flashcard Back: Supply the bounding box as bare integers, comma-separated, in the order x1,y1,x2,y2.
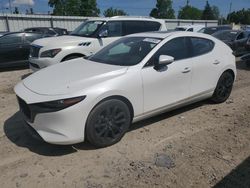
30,45,41,58
17,96,31,120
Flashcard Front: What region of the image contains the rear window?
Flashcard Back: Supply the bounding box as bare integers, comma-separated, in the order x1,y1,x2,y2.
190,37,214,57
213,31,238,41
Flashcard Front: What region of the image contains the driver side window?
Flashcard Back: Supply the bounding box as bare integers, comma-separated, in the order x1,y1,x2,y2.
145,37,190,67
99,21,123,37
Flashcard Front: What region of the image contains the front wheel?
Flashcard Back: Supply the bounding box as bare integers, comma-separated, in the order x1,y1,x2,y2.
211,72,234,103
86,99,131,148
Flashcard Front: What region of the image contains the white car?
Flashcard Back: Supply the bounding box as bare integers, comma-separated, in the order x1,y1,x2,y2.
29,16,167,71
175,24,205,32
15,31,236,147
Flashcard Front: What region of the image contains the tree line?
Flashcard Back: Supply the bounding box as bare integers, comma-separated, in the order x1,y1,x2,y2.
12,0,250,24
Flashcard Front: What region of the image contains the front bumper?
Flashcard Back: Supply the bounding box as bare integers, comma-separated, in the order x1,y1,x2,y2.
14,81,91,145
17,97,87,145
29,57,58,72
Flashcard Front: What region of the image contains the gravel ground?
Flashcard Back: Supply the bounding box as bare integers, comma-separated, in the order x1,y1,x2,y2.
0,61,249,188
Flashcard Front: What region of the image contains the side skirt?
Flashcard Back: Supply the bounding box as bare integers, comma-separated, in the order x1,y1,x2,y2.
132,89,214,123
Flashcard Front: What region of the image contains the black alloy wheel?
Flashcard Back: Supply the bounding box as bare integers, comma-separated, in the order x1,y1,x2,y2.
86,99,131,148
211,72,234,103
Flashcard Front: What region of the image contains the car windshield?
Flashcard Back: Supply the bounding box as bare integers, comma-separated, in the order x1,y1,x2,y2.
70,21,105,37
213,31,238,41
88,37,161,66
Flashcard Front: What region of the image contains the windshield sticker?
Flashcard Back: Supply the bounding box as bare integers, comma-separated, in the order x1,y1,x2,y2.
143,38,161,44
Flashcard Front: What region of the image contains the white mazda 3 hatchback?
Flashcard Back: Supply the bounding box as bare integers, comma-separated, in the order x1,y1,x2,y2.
15,31,236,147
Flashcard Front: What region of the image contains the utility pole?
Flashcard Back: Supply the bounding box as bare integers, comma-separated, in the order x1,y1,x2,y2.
228,1,232,23
8,0,12,13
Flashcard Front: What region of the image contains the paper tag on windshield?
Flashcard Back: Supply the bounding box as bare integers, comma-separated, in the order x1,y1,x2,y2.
143,38,161,44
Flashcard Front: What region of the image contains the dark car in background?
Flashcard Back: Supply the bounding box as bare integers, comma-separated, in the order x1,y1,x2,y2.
241,37,250,66
212,30,250,57
199,25,232,35
23,27,68,37
0,32,44,68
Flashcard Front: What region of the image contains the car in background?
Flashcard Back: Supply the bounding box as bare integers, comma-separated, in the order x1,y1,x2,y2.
241,53,250,66
175,25,204,32
246,36,250,50
241,37,250,66
15,31,236,147
0,32,44,68
212,30,250,57
29,16,167,71
199,25,232,35
0,32,7,37
23,27,68,37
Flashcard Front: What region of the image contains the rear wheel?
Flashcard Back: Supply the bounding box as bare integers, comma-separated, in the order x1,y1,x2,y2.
86,99,131,148
211,72,234,103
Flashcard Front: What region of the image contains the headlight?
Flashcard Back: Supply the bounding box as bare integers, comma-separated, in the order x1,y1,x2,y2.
31,96,86,113
40,48,61,58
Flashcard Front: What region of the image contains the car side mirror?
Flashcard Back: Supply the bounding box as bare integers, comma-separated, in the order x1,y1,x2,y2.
159,55,174,65
98,30,108,38
154,55,174,71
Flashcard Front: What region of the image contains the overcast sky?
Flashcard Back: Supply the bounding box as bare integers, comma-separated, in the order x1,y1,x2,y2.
0,0,250,16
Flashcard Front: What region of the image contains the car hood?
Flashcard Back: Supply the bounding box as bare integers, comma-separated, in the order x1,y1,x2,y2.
32,35,95,47
23,59,128,95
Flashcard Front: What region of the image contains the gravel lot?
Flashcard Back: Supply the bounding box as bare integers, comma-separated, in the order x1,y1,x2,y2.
0,61,249,188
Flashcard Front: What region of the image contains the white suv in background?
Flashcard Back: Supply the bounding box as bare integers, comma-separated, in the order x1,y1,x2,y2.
175,24,205,32
29,16,167,71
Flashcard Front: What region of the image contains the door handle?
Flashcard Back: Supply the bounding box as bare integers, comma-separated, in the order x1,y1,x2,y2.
213,60,220,65
182,67,191,73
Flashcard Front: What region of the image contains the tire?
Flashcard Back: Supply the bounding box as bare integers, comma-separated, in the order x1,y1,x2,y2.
62,55,82,62
211,72,234,103
86,99,131,148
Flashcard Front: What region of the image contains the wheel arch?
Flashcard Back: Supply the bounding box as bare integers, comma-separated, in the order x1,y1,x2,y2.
97,95,134,120
222,69,236,81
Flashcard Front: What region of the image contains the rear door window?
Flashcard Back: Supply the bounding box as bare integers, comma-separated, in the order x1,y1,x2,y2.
144,21,161,31
124,21,145,35
190,37,214,57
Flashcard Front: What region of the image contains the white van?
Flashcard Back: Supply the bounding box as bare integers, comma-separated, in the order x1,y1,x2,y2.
29,16,167,71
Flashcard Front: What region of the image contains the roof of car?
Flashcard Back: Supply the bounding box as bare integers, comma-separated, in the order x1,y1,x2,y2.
205,25,231,29
128,31,214,40
87,16,164,23
176,24,204,29
0,31,39,37
0,32,24,36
